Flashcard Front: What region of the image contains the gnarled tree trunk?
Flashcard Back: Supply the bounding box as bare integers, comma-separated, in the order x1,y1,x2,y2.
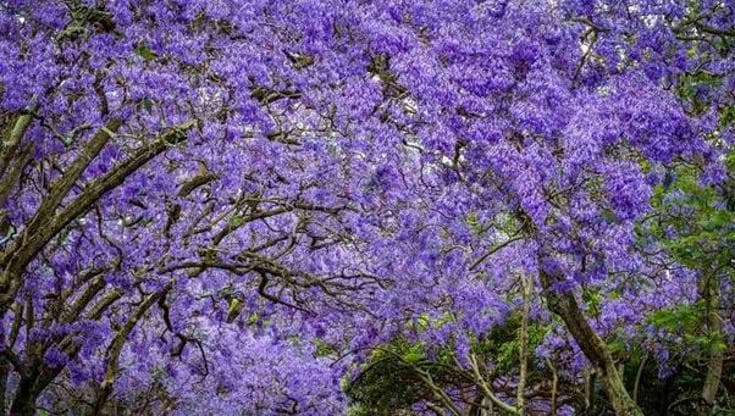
9,361,62,416
9,375,39,416
540,270,643,416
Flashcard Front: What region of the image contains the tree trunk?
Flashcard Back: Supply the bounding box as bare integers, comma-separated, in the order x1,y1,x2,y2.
632,354,647,404
0,363,7,415
583,368,594,411
9,374,40,416
545,357,558,416
700,273,723,413
517,275,531,414
9,362,61,416
540,271,643,416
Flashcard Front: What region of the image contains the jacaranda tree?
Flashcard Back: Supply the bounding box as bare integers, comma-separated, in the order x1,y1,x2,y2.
0,1,732,415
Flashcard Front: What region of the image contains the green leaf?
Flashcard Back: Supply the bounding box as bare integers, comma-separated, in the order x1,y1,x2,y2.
134,42,158,61
402,350,423,364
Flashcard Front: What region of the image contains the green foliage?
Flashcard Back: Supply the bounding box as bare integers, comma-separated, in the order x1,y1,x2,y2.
346,314,550,415
228,214,246,228
582,287,603,318
720,104,735,128
465,211,483,235
646,161,734,274
472,312,548,375
465,211,517,237
647,302,728,353
617,356,735,416
406,312,453,332
648,303,703,333
600,207,619,224
345,339,441,416
401,342,426,365
606,337,627,356
313,339,338,357
677,71,724,115
134,41,158,61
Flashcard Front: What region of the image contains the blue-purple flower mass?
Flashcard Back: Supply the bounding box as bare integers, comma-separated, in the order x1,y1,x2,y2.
0,1,733,415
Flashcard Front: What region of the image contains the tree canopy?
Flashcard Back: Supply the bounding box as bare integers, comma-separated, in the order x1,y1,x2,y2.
0,0,733,415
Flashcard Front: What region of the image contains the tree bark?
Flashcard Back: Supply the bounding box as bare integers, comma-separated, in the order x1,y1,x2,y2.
9,368,48,416
540,270,643,416
517,274,531,414
700,273,723,412
92,288,170,415
9,374,39,416
632,354,647,404
0,120,195,310
8,359,64,416
545,357,558,416
0,362,7,415
0,112,34,179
